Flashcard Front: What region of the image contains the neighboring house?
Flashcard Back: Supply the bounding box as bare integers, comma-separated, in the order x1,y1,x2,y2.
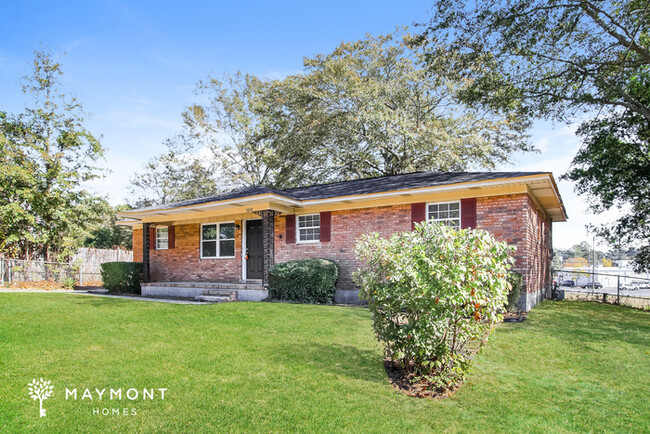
116,171,567,310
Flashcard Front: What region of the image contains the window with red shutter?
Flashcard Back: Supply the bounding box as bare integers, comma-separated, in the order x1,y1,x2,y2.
285,215,296,244
319,212,331,242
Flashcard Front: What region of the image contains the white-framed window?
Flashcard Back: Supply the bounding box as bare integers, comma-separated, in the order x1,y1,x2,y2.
427,201,460,228
156,226,169,250
201,222,235,258
297,214,320,243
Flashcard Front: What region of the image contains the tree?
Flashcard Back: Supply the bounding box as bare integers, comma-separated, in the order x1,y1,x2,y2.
563,257,590,268
565,70,650,271
170,32,534,192
84,203,133,249
418,0,650,270
181,73,285,188
417,0,650,122
129,147,219,207
292,32,533,179
0,50,106,260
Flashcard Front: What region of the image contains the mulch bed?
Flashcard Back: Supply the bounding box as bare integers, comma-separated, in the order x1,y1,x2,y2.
503,311,528,322
384,359,459,399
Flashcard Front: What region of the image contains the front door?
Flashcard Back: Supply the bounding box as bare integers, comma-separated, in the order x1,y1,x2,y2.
245,220,264,280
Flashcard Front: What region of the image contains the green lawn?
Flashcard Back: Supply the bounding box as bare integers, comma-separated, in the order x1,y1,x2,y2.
1,294,649,433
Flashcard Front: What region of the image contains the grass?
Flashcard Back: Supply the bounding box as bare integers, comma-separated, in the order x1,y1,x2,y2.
1,294,649,433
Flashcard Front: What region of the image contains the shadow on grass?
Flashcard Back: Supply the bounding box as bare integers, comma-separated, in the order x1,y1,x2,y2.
529,301,650,349
271,341,386,385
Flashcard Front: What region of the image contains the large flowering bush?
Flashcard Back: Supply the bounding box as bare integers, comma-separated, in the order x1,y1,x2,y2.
354,221,514,390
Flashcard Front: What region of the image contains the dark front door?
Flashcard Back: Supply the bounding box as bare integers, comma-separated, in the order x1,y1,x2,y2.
246,220,264,280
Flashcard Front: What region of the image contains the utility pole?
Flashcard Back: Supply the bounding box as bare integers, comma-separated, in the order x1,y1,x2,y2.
592,236,596,294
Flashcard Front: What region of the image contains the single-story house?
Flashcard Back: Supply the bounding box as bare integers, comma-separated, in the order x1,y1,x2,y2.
116,171,567,310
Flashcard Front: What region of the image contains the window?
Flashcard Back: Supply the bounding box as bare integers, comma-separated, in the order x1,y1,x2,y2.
156,227,168,250
298,214,320,242
427,201,460,228
201,222,235,258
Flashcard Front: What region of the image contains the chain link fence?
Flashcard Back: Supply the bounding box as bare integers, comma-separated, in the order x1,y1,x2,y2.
1,249,133,288
552,269,650,310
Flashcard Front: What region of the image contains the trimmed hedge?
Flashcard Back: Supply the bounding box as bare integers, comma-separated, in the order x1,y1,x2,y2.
100,262,143,294
506,271,524,312
269,259,339,303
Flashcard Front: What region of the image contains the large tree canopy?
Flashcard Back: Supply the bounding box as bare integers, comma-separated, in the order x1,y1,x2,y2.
416,0,650,121
0,51,106,260
418,1,650,270
294,32,533,178
565,69,650,270
146,31,534,197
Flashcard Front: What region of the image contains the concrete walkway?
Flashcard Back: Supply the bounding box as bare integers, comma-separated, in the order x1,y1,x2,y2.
0,288,206,304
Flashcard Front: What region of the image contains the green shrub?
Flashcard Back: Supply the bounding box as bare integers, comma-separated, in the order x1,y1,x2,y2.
269,259,339,303
506,271,524,312
100,262,142,294
354,221,514,391
62,277,76,290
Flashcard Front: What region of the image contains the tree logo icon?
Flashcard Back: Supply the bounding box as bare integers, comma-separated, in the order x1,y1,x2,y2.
28,378,54,417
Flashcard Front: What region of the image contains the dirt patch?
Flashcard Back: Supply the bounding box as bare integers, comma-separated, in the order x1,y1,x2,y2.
384,359,459,399
3,281,68,291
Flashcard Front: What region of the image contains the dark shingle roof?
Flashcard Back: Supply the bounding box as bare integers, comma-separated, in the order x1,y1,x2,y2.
283,171,547,200
128,171,548,212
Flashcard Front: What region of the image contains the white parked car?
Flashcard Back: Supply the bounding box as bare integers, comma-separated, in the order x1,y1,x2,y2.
621,280,650,291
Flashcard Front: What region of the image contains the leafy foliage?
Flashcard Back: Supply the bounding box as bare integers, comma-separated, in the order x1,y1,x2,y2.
84,203,132,249
0,50,105,260
129,147,220,207
62,277,76,290
137,31,535,195
565,69,650,271
417,0,650,122
268,259,339,303
506,271,523,312
296,32,533,178
100,261,142,294
354,221,514,390
418,1,650,270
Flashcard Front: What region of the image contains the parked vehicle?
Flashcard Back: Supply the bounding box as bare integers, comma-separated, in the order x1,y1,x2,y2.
622,280,650,291
561,280,575,287
580,281,603,289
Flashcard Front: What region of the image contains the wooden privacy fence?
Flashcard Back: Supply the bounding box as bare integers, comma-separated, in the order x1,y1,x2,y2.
0,248,133,286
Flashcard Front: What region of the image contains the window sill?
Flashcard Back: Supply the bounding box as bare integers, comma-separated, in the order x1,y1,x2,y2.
200,256,236,260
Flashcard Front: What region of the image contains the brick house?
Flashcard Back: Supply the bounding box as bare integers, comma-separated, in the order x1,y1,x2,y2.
117,171,566,310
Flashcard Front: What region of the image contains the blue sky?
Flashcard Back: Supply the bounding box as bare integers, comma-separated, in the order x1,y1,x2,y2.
0,0,617,249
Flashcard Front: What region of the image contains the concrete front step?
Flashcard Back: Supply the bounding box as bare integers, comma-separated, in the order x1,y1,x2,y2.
202,290,237,301
141,281,268,301
195,295,233,303
141,281,263,290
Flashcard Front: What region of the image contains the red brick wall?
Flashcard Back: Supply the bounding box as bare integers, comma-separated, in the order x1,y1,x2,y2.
275,205,412,289
131,194,552,296
133,229,143,262
134,223,242,283
476,194,552,295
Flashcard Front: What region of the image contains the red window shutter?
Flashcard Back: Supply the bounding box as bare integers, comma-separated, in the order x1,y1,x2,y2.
285,215,296,244
461,198,477,229
168,226,175,249
320,211,331,242
411,203,426,230
149,227,156,250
